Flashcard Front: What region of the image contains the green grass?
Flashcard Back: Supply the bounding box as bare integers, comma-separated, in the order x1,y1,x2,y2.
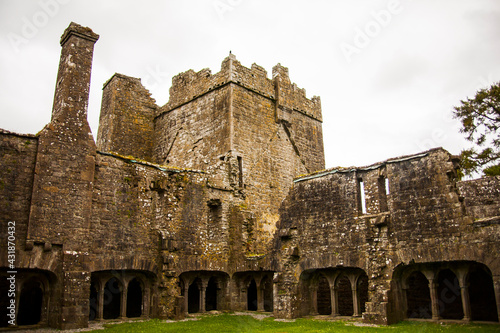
89,314,500,333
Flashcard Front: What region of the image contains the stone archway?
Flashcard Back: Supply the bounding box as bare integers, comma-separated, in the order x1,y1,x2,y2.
437,269,463,320
406,271,432,319
126,278,143,318
469,267,498,322
103,277,122,319
337,275,353,316
89,281,99,321
205,277,218,311
17,279,43,326
317,275,331,315
188,278,201,313
247,279,258,311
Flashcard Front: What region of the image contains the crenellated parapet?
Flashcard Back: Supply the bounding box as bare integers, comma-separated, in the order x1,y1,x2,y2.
159,54,321,122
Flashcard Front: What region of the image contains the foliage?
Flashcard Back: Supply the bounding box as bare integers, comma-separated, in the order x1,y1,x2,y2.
453,82,500,177
88,314,500,333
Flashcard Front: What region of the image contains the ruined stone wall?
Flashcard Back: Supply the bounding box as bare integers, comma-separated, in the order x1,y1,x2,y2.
0,130,38,251
96,74,157,162
274,148,500,323
154,84,231,171
458,176,500,222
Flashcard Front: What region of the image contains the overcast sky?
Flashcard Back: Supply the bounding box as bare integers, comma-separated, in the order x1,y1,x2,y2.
1,0,499,170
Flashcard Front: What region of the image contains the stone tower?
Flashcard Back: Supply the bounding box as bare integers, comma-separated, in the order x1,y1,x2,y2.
97,53,325,254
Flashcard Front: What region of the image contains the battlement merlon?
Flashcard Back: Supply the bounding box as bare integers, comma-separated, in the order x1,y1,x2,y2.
159,54,322,122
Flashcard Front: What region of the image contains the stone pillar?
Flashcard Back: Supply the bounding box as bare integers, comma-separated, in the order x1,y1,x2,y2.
330,286,339,317
97,282,105,321
456,267,471,322
142,286,150,318
401,287,408,319
493,275,500,322
310,285,318,315
120,282,128,319
200,280,207,313
422,270,440,320
257,282,265,312
184,284,189,315
429,279,441,320
352,287,360,317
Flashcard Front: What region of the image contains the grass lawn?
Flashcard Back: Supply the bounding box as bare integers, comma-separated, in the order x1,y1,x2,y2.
89,313,500,333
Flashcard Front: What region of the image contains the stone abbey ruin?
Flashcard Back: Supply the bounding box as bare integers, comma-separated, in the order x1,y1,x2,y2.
1,22,499,329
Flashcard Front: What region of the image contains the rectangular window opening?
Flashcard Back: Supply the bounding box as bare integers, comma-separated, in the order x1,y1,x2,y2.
237,156,243,188
378,176,389,212
358,178,367,215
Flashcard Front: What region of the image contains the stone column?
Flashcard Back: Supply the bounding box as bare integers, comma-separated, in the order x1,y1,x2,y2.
184,283,189,315
257,283,265,312
457,267,471,322
352,286,360,317
429,279,440,320
330,286,339,317
310,285,318,315
120,282,128,319
142,286,150,318
200,280,207,313
493,275,500,322
97,282,105,321
401,287,408,319
422,270,440,320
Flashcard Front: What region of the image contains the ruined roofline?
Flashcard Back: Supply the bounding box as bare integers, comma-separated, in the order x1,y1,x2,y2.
156,53,322,121
0,128,38,139
97,151,204,174
294,147,456,183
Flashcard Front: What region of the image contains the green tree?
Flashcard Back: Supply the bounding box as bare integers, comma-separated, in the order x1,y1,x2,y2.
453,81,500,177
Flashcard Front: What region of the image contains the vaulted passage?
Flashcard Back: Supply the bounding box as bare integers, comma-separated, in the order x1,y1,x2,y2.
181,271,230,314
17,279,43,326
469,267,498,322
437,269,463,320
299,267,368,318
126,278,142,318
406,271,432,319
261,276,273,312
205,277,218,311
317,275,331,315
337,275,353,316
188,279,201,313
395,261,499,323
89,282,99,321
90,270,153,321
103,277,122,319
247,279,258,311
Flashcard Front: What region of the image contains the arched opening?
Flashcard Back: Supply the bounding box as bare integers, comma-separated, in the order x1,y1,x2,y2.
357,273,369,314
188,279,200,313
103,277,122,319
337,275,353,316
247,279,258,311
17,279,43,326
317,275,331,315
205,277,218,311
89,281,99,321
126,278,143,318
469,268,499,322
406,271,431,319
261,276,273,312
437,269,463,320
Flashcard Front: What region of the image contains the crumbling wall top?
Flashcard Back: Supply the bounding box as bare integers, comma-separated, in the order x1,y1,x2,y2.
160,54,321,121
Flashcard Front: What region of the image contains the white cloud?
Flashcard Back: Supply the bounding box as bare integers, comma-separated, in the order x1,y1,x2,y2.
1,0,499,169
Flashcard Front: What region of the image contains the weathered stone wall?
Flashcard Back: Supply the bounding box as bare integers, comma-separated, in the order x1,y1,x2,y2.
274,148,500,323
458,176,500,222
96,74,157,162
0,130,38,250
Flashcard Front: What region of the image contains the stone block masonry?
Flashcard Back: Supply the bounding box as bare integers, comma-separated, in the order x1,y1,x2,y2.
0,22,498,330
